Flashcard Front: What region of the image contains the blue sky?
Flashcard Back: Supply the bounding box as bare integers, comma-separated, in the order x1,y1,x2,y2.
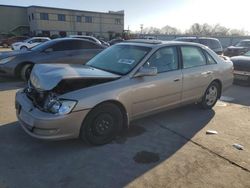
0,0,249,31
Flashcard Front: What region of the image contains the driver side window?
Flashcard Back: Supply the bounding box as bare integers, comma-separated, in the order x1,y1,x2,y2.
144,47,178,73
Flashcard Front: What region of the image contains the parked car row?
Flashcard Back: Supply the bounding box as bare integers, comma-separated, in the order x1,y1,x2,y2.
0,35,123,50
11,37,51,51
14,39,234,145
0,38,105,80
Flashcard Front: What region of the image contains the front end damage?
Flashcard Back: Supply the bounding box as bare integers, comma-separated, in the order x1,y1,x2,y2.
16,64,121,140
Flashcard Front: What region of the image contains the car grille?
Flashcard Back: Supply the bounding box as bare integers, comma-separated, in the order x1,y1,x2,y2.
25,83,48,110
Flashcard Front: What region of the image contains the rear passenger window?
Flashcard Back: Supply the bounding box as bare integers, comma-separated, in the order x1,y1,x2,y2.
78,41,102,49
181,46,206,68
205,52,217,65
145,47,178,73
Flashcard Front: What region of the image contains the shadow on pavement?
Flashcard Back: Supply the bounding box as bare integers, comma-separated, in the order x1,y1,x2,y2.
222,84,250,106
0,105,214,188
0,81,26,91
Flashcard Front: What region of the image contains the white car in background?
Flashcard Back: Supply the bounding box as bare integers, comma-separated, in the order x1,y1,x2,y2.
11,37,51,51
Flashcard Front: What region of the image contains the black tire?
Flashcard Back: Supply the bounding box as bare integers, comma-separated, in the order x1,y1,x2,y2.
80,103,124,145
20,46,28,51
2,43,8,48
20,64,33,81
200,81,220,109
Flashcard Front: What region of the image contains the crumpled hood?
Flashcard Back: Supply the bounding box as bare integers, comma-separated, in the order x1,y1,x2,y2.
30,64,121,91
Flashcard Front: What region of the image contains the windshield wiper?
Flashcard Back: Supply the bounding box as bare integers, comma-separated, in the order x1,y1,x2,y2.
87,65,122,76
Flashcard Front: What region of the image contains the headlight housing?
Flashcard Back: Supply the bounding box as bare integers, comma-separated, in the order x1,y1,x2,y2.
46,99,77,115
0,56,16,64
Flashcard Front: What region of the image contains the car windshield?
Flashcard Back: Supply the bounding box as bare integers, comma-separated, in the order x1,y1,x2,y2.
235,41,250,47
243,51,250,56
200,39,221,49
86,44,151,75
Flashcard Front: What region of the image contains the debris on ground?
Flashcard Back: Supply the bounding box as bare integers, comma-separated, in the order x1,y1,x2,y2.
233,143,244,150
216,101,228,107
220,96,235,102
206,130,218,135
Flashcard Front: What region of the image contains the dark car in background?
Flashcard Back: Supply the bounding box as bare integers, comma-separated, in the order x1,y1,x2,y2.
230,51,250,85
70,35,110,47
174,37,223,55
108,37,124,45
224,39,250,57
0,36,29,48
0,38,104,80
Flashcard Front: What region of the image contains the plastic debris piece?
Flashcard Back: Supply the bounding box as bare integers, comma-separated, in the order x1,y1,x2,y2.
216,101,227,107
220,96,235,102
206,130,218,135
233,143,244,150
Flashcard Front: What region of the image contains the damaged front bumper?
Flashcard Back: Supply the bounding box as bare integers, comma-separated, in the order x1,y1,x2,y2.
15,89,90,140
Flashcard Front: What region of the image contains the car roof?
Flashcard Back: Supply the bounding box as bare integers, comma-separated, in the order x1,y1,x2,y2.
240,39,250,42
51,37,93,41
30,37,50,39
119,39,207,48
175,36,219,41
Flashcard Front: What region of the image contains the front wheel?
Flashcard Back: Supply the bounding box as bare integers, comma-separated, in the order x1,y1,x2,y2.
20,46,28,51
80,103,124,145
20,64,33,81
200,82,220,109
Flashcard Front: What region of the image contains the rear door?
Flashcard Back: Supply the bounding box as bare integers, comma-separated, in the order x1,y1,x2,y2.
180,46,212,104
68,40,104,64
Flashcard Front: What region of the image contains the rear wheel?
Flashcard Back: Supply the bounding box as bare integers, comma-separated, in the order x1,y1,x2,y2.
80,103,124,145
20,64,33,81
200,82,220,109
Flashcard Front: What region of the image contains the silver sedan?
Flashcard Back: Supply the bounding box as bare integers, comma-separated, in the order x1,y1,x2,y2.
15,40,233,145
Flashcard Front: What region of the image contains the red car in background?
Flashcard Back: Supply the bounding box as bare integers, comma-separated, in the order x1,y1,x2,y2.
0,36,29,48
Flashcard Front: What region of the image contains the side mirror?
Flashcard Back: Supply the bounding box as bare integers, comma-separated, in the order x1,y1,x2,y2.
134,67,157,78
44,48,53,53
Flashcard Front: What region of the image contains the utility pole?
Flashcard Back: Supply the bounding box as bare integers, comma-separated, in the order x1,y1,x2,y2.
140,24,143,34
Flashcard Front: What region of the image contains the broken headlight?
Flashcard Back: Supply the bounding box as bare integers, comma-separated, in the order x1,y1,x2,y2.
46,99,77,115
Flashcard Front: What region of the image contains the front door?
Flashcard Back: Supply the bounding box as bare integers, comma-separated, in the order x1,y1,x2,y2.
131,46,183,118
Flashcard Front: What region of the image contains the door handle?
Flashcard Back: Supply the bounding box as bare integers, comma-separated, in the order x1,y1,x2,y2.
201,71,213,75
173,78,180,82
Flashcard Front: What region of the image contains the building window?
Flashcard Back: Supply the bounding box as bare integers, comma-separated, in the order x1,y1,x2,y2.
58,14,66,21
42,31,50,37
28,15,31,22
86,32,93,36
115,18,121,24
85,16,92,23
32,13,34,20
77,32,82,35
59,31,67,37
40,13,49,20
76,16,82,22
